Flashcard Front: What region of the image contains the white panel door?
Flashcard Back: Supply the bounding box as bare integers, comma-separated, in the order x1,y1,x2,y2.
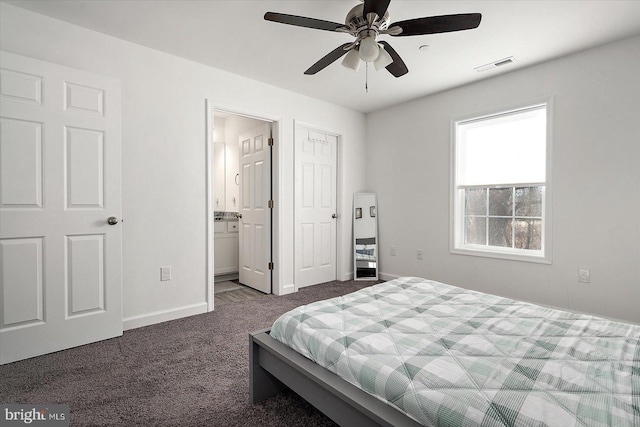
238,123,271,293
295,126,337,287
0,51,122,364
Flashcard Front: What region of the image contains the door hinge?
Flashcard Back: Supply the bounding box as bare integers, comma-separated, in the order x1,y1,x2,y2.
268,137,274,147
268,262,274,270
268,199,274,209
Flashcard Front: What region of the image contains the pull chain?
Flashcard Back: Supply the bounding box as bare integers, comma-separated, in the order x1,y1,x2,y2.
365,61,369,93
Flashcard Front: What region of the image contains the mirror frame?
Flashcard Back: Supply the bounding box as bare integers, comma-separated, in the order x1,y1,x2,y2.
353,192,378,281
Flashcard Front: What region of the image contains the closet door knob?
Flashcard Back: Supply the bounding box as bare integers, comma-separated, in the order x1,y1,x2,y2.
107,216,119,225
332,213,338,219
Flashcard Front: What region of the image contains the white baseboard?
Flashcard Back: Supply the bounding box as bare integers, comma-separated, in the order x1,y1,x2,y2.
342,272,397,281
123,302,208,331
379,272,401,281
276,283,296,296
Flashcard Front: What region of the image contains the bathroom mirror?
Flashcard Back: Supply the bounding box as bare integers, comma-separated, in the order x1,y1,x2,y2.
353,192,378,280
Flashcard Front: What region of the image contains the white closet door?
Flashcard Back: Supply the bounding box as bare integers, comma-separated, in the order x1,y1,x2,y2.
295,127,337,287
0,51,122,364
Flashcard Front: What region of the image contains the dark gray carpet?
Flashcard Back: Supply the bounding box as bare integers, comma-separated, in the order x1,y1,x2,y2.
0,280,379,426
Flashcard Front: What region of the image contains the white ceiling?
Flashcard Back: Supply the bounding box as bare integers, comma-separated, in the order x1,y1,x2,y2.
6,0,640,113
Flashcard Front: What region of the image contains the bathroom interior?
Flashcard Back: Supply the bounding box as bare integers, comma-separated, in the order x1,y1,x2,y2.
212,111,268,296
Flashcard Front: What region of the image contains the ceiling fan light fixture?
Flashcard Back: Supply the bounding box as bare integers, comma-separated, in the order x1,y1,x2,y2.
358,35,380,62
373,44,393,70
342,48,361,71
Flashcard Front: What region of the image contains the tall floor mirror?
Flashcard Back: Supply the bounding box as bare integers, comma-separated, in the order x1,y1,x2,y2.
353,192,378,280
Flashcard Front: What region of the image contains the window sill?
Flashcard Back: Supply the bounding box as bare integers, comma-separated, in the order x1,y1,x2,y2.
451,246,551,264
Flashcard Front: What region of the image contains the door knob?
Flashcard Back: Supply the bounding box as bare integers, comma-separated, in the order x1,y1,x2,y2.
332,213,338,219
236,213,242,219
107,216,119,225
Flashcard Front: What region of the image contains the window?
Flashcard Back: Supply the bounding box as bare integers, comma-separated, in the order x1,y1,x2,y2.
451,102,551,262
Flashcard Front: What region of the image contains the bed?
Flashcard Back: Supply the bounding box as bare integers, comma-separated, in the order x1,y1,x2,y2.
250,277,640,426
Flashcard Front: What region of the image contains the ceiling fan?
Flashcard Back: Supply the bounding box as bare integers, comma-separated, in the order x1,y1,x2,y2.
264,0,482,78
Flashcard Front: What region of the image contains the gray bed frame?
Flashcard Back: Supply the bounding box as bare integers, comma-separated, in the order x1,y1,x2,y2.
249,329,423,427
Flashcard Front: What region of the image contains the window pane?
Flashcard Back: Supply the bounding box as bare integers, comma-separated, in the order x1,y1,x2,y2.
465,217,486,245
513,219,541,250
515,186,543,217
488,188,512,216
465,188,487,215
489,218,512,247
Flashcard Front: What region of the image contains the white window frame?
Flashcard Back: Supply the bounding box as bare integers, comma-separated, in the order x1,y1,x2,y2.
450,99,553,264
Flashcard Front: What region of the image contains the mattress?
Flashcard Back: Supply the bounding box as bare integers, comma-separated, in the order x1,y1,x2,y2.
270,277,640,426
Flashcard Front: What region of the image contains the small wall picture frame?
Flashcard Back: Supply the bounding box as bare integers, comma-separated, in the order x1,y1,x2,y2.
355,207,362,219
370,206,376,217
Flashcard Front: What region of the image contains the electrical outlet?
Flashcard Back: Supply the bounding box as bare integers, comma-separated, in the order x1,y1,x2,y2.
160,266,171,281
417,249,424,260
390,246,396,256
578,268,590,283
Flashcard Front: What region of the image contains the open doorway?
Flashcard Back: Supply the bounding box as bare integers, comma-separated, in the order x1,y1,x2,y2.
207,105,276,308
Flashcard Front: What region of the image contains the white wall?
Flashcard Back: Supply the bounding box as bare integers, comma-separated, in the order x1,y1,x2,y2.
0,4,366,327
367,35,640,324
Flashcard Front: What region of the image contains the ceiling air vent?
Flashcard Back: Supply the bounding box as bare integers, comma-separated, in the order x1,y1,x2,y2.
474,56,515,72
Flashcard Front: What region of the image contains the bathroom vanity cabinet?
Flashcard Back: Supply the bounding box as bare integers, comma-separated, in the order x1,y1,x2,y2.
214,219,239,275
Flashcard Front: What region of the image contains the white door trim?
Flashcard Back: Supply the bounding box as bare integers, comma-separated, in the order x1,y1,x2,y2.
204,101,281,309
205,100,215,311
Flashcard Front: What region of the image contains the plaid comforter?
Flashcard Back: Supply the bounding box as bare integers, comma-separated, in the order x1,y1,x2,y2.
270,277,640,426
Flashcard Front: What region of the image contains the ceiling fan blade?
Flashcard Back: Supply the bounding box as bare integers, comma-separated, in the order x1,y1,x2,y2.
363,0,391,19
390,13,482,36
264,12,346,32
378,41,408,77
304,43,353,75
